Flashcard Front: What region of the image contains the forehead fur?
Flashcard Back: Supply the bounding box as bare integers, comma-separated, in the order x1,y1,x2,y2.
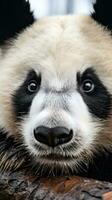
0,15,112,134
1,15,112,75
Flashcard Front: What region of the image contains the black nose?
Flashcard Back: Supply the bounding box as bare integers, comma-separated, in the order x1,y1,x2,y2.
34,126,73,147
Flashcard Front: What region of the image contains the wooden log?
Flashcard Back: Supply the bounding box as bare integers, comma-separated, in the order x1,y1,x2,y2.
0,172,112,200
103,192,112,200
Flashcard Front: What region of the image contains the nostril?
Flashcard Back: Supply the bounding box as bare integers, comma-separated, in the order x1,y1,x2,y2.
58,129,73,139
56,129,73,145
34,126,50,145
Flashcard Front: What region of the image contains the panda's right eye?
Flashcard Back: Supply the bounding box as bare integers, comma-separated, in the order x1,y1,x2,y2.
28,80,38,94
25,70,41,95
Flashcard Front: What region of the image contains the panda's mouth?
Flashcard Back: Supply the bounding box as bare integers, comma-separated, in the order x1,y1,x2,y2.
40,153,78,161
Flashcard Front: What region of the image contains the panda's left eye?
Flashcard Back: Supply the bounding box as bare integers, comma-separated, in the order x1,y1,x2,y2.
28,80,38,94
81,79,95,93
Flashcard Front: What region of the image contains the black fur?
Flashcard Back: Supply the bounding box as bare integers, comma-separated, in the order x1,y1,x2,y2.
77,68,112,119
12,70,41,119
0,128,31,172
92,0,112,30
0,0,35,44
77,150,112,182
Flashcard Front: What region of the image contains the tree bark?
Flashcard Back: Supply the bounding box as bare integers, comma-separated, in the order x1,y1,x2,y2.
0,172,112,200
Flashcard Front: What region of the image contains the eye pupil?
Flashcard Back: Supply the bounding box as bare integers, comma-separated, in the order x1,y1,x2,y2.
28,81,37,93
82,79,94,93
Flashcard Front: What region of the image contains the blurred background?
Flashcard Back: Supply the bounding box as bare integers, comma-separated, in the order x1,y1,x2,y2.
29,0,93,18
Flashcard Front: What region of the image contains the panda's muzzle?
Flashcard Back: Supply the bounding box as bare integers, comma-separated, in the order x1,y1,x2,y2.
34,126,73,147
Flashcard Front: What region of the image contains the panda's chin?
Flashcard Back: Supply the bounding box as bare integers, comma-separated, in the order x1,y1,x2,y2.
31,147,86,168
30,154,78,177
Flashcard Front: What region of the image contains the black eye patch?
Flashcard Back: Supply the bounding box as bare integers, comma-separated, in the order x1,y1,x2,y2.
12,70,41,120
77,68,112,119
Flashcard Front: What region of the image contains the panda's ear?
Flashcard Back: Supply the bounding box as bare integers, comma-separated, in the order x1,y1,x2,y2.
0,0,35,44
92,0,112,30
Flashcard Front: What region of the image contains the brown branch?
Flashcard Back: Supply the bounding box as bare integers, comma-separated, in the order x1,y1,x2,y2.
0,172,112,200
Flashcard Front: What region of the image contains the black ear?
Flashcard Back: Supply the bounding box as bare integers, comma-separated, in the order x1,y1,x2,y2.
0,0,35,44
92,0,112,30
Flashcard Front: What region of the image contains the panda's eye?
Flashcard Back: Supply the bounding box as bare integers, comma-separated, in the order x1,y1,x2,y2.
81,79,95,93
28,80,38,94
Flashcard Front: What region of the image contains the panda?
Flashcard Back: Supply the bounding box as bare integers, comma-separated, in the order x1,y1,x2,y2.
0,0,112,182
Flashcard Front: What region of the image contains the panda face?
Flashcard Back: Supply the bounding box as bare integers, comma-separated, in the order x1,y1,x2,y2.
0,15,112,174
14,65,111,166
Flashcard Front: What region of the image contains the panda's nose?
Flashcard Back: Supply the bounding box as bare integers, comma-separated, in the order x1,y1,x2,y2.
34,126,73,147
